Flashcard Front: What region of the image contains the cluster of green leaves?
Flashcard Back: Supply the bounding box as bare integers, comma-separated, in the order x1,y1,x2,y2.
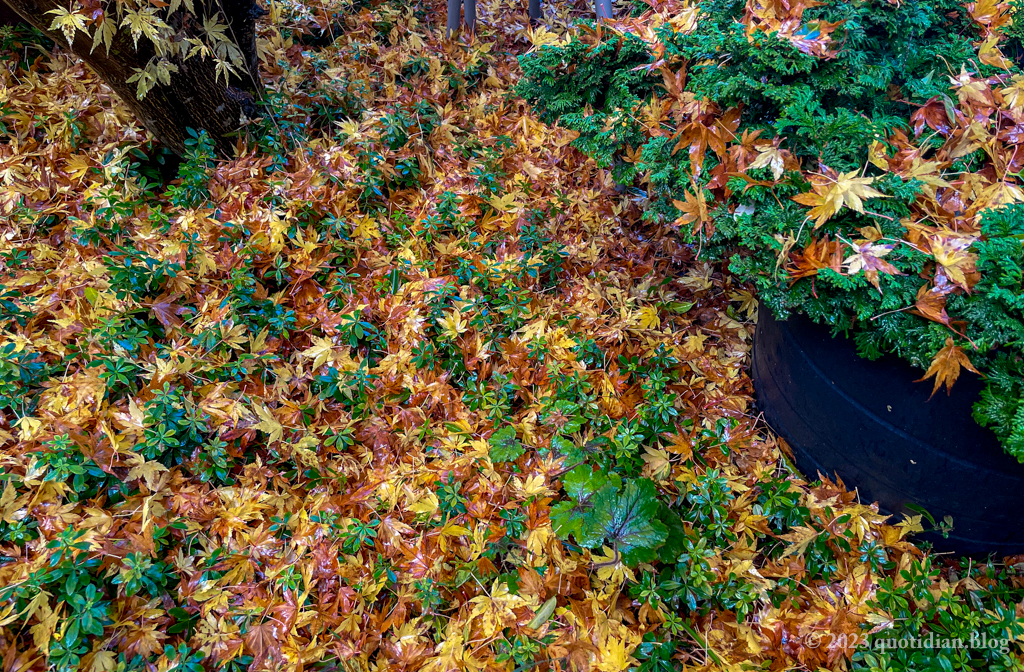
0,519,192,672
166,129,216,208
963,204,1024,459
0,341,52,414
507,337,1024,668
854,558,1024,672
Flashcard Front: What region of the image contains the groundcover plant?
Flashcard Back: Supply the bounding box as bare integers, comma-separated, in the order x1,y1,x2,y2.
0,0,1023,671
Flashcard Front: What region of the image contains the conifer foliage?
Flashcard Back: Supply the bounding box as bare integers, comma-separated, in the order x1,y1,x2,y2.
520,0,1024,461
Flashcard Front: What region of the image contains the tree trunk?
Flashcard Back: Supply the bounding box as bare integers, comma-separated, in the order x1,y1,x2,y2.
446,0,460,36
528,0,541,24
0,0,263,157
0,0,21,26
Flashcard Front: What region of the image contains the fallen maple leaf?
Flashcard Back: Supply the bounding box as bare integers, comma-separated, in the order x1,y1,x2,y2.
672,186,711,236
912,283,954,329
148,292,186,329
916,337,981,397
927,233,978,290
251,402,283,443
843,241,901,291
125,452,169,489
780,525,821,559
792,168,889,228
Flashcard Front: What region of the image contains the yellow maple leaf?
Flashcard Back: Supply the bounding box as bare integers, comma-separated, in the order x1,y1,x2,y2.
514,474,553,498
30,601,60,651
641,446,672,481
526,26,565,48
0,480,20,524
408,491,439,518
120,5,165,48
927,233,977,290
1001,75,1024,110
636,305,661,330
595,636,637,672
15,415,42,441
352,215,380,242
897,514,925,537
125,451,170,489
780,525,821,558
488,192,518,212
792,169,888,228
89,651,118,672
300,335,337,370
469,581,529,637
977,35,1013,69
437,310,468,339
423,622,476,672
748,144,788,179
64,154,92,181
46,6,89,44
251,402,283,443
335,118,361,139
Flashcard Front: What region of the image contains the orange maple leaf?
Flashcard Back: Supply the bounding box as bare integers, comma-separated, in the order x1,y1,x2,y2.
916,337,980,398
672,186,711,236
787,236,843,281
911,283,954,330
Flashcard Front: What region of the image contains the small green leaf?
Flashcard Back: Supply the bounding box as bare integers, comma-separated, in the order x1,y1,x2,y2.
939,93,957,127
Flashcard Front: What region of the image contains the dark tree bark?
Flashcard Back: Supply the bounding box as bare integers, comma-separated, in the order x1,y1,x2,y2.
0,0,263,157
0,0,21,26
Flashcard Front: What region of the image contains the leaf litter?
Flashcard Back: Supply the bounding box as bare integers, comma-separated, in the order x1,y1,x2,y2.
0,1,1022,670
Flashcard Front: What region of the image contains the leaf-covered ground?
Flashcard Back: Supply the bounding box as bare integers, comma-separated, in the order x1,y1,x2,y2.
1,1,1023,671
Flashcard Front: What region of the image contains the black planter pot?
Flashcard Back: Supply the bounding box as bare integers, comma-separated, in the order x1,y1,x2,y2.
752,302,1024,555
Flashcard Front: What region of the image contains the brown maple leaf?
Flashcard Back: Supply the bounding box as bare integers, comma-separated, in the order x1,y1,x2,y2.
911,282,954,329
245,622,281,670
148,292,187,329
672,186,712,236
916,337,981,398
911,97,957,136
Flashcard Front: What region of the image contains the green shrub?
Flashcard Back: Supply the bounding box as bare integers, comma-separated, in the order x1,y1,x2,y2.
520,0,1024,460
